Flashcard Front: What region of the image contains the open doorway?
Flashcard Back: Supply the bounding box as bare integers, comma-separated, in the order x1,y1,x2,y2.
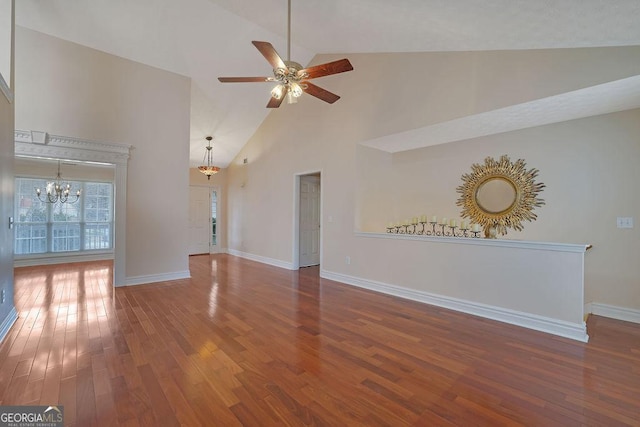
293,172,321,269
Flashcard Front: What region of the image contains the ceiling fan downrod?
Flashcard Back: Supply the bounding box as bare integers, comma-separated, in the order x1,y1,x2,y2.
287,0,291,62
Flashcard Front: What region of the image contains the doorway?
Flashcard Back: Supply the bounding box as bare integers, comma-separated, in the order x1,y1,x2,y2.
295,173,321,269
188,186,219,255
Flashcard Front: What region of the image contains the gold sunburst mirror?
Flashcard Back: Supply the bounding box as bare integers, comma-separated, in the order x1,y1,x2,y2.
456,155,545,238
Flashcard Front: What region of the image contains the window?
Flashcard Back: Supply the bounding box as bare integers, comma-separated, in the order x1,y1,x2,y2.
15,177,114,255
211,190,217,246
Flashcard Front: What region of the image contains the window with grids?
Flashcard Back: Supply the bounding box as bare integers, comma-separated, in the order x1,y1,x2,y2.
15,178,114,255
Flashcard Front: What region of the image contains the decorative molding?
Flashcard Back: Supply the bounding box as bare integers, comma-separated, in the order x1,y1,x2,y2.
321,268,589,342
227,249,295,270
355,231,590,253
585,302,640,324
0,307,18,345
14,252,114,268
15,130,131,164
0,74,12,104
122,270,191,287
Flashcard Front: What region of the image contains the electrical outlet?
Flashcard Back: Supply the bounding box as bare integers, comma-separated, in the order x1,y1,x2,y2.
1,290,5,304
616,217,634,229
345,256,351,265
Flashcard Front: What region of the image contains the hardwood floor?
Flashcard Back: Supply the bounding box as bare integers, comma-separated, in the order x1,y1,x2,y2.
1,255,639,426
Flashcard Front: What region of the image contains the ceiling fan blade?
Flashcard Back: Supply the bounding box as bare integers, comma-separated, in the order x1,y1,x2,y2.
218,77,275,83
252,41,287,70
302,82,340,104
299,59,353,80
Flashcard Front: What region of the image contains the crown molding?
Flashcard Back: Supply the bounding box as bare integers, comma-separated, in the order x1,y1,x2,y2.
0,74,12,104
15,130,131,164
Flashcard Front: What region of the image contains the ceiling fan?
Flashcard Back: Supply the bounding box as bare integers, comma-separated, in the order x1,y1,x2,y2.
217,0,353,108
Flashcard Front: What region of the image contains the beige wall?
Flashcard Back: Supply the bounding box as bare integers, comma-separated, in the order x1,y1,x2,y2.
227,47,640,312
0,0,15,335
357,110,640,309
189,167,227,250
15,27,191,282
14,157,115,181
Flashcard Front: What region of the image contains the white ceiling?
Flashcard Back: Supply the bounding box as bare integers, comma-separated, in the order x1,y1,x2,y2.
15,0,640,167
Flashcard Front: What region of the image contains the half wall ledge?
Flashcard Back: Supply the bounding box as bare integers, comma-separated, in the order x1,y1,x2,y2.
344,232,590,341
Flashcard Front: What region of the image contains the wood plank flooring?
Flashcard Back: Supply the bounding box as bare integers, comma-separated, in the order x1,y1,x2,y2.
1,254,639,426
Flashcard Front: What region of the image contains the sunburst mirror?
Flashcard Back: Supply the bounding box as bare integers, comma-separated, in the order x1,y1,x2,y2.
456,155,545,238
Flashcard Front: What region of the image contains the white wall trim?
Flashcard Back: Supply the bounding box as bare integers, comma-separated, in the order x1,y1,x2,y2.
585,302,640,324
0,73,12,104
321,268,589,342
0,307,18,345
122,270,191,287
227,249,294,270
14,252,113,268
355,231,591,253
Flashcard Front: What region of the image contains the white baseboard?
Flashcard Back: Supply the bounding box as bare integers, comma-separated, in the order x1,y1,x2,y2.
321,269,589,343
121,270,191,287
0,307,18,344
585,302,640,324
14,252,114,268
227,249,294,270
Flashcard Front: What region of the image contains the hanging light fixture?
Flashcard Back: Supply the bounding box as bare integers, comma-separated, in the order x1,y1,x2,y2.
198,136,220,180
35,160,81,204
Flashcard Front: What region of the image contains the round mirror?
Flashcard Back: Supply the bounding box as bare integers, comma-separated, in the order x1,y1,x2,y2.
475,178,516,214
456,155,545,237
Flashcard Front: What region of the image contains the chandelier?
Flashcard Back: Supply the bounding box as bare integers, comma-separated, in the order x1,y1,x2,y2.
35,160,81,204
197,136,220,180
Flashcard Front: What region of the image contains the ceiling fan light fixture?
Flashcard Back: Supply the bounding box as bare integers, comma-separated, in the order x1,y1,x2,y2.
289,82,303,98
271,84,285,100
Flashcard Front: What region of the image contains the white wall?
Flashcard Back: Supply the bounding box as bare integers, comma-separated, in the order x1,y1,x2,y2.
226,46,640,320
15,27,191,284
0,0,16,340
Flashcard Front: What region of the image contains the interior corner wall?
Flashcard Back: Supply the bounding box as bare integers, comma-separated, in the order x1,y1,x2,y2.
226,47,640,316
14,27,191,284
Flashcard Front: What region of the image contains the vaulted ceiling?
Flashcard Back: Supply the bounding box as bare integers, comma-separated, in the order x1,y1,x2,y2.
15,0,640,167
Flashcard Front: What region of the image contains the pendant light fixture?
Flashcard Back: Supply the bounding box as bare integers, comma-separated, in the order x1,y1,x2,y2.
198,136,220,180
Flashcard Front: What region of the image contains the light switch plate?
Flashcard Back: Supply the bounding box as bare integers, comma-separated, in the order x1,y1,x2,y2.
616,217,634,228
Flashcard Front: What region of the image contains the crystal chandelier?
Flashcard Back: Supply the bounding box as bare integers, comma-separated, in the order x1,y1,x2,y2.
197,136,220,180
35,160,81,204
